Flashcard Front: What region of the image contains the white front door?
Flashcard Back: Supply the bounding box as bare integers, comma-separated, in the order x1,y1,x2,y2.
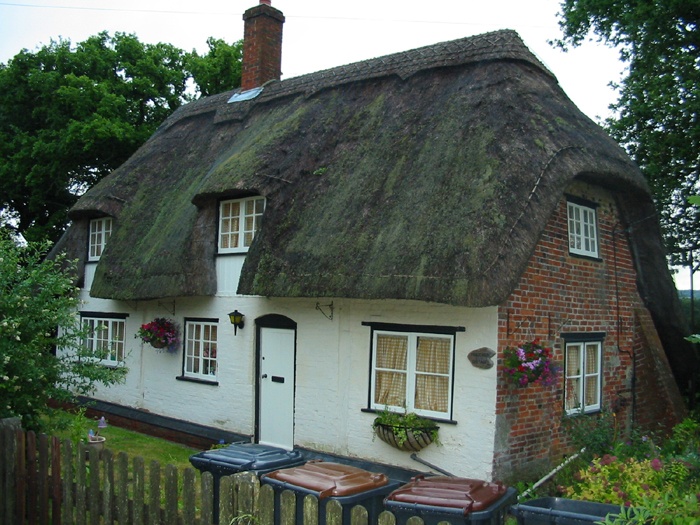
258,326,296,449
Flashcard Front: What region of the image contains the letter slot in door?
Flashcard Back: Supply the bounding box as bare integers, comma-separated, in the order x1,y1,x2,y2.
271,376,285,383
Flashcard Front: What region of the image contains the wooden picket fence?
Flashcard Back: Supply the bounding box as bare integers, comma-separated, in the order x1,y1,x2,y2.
0,424,425,525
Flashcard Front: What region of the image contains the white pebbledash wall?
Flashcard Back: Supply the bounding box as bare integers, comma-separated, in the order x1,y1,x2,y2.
83,258,500,479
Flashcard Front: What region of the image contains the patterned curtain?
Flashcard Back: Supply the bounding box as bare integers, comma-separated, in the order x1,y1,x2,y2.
374,335,407,407
414,337,450,412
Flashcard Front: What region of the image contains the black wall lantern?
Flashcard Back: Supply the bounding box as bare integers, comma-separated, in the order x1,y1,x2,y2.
228,310,245,335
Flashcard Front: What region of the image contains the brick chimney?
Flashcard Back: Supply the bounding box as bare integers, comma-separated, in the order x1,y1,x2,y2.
241,0,285,90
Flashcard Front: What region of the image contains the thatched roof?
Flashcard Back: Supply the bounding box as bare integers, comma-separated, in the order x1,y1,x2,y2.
52,30,685,338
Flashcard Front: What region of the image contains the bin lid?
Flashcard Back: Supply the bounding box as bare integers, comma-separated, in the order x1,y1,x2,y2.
189,442,304,472
262,460,389,499
384,475,507,513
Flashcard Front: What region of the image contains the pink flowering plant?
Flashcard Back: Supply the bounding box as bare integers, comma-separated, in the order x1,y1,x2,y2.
136,318,179,351
503,338,557,387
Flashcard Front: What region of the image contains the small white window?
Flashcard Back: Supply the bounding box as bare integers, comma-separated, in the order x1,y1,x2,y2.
83,316,126,365
184,320,218,379
567,201,598,258
370,331,453,419
88,218,112,261
565,341,602,414
218,197,265,253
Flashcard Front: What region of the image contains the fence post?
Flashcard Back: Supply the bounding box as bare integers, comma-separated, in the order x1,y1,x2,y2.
16,427,27,524
51,436,61,525
0,418,21,524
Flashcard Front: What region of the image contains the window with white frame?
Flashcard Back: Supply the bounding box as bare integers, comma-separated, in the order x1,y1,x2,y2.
564,339,602,414
370,328,455,419
88,217,113,261
218,197,265,253
184,320,218,379
567,200,598,258
82,315,126,365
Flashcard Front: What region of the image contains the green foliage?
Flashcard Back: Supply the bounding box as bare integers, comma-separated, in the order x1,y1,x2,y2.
663,417,700,456
0,32,243,244
554,1,700,274
562,410,660,463
372,408,441,446
186,37,243,97
564,455,665,505
558,414,700,524
0,235,127,430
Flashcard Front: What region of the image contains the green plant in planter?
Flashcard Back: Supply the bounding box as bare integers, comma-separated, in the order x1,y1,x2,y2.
372,409,440,451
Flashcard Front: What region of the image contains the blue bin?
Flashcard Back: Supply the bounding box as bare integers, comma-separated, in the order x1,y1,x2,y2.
509,497,622,525
189,442,305,523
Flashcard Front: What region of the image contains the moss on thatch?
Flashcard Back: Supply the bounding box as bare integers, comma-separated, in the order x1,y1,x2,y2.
55,30,649,308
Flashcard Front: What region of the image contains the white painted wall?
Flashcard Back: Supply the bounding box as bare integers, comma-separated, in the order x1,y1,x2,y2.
83,256,500,479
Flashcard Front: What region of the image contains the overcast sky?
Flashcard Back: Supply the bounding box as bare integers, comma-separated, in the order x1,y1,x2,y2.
0,0,624,121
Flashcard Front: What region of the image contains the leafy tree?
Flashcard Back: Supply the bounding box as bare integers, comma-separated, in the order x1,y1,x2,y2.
0,32,243,244
554,1,700,273
187,37,243,97
0,233,127,430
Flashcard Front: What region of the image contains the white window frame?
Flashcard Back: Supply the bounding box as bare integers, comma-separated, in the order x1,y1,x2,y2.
564,340,602,415
183,320,218,380
370,330,454,419
88,217,112,261
567,201,598,258
82,316,126,365
218,196,265,254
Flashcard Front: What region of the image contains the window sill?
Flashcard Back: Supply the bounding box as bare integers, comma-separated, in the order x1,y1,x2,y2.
360,408,457,425
564,408,601,418
176,375,219,386
568,251,602,262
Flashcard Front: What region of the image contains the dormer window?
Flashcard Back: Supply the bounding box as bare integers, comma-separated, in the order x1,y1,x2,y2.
218,196,265,253
567,199,598,258
88,217,112,261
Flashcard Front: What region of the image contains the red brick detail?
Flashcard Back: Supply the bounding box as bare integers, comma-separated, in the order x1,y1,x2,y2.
242,4,285,90
492,191,684,480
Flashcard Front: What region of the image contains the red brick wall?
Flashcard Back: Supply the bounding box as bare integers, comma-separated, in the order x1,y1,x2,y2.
492,182,683,480
242,4,285,91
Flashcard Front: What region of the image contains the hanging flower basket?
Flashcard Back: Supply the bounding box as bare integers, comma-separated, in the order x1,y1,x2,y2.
135,318,179,352
372,411,440,452
503,338,558,387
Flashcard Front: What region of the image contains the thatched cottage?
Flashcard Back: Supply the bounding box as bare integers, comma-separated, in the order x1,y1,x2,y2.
51,1,695,480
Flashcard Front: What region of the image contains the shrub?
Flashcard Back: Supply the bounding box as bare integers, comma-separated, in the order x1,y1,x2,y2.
564,455,665,506
0,235,127,430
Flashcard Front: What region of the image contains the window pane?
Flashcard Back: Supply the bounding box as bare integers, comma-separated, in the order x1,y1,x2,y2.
585,375,599,406
83,316,125,363
88,218,112,260
585,343,599,374
414,337,451,413
374,335,408,407
185,321,218,378
565,377,581,411
566,344,581,376
374,371,406,407
376,335,407,370
219,198,264,252
416,337,450,374
567,202,598,257
414,375,449,412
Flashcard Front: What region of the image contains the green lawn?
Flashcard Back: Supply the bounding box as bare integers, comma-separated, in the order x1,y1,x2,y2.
96,425,199,472
46,409,200,472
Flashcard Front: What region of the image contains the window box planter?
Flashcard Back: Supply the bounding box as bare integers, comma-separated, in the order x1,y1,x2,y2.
372,411,439,452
